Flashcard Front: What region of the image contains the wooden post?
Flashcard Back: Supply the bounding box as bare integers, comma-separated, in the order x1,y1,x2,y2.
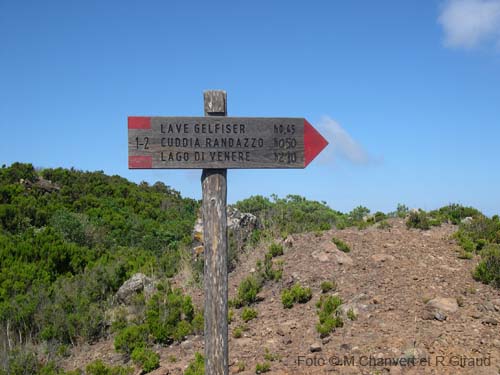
202,90,228,375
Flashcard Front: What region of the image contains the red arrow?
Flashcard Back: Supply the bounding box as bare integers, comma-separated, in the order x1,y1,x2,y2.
304,119,329,167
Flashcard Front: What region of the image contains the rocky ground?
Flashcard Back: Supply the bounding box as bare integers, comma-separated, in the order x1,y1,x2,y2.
63,219,500,375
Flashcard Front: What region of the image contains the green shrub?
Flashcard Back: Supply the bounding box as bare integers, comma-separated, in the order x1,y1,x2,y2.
281,283,312,308
233,326,243,338
185,352,204,375
145,285,194,343
347,308,357,321
320,281,336,293
263,348,279,361
377,220,391,230
429,204,482,225
257,254,283,282
316,295,343,337
374,211,387,222
114,324,148,356
291,283,312,303
173,319,192,342
268,242,284,257
85,360,133,375
234,194,343,235
454,215,500,253
0,349,40,375
396,203,409,218
192,311,204,334
406,210,430,230
331,237,350,253
131,348,160,373
473,244,500,288
281,289,295,309
241,307,258,322
235,275,261,307
255,361,271,373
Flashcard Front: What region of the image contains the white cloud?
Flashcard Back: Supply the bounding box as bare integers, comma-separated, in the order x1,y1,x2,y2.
316,116,375,166
438,0,500,49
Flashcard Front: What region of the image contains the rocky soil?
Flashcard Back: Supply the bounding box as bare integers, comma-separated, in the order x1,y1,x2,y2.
63,219,500,375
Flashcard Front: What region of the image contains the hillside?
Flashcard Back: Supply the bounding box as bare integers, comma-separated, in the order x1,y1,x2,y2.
0,163,499,375
59,220,500,375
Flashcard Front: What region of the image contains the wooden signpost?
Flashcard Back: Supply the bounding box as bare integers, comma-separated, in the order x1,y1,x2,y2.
128,90,328,375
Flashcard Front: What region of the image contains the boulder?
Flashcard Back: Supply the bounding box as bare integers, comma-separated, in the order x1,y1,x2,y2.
461,217,473,225
115,273,155,304
192,207,259,257
427,297,459,313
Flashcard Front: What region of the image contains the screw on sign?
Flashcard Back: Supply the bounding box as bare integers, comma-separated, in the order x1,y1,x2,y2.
128,90,328,375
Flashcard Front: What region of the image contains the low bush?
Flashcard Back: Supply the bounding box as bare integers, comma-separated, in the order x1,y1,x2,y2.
320,281,336,293
131,348,160,373
234,275,261,307
268,242,284,257
185,352,204,375
473,244,500,288
241,307,258,322
85,360,133,375
406,210,431,230
145,284,195,344
331,237,350,253
114,324,148,356
316,295,343,337
255,361,271,374
257,254,283,282
281,283,312,308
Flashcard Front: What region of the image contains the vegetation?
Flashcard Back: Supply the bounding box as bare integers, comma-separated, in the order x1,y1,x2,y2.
241,307,258,322
1,162,499,372
316,295,344,337
234,195,343,235
406,210,431,230
130,348,160,373
452,214,500,287
233,326,243,338
184,352,204,375
331,237,351,253
233,275,261,307
0,163,198,373
268,242,284,257
255,361,271,374
346,308,357,321
145,284,196,343
114,324,148,356
473,244,500,288
320,281,336,293
85,360,133,375
281,283,312,308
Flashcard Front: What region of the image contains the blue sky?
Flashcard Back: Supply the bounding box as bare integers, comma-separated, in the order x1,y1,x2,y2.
1,0,500,214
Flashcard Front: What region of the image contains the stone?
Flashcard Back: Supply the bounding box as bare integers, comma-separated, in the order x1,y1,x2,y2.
192,207,259,257
427,297,459,313
461,217,473,225
310,343,322,352
311,250,330,262
371,254,395,262
115,273,154,304
434,311,447,321
482,318,498,326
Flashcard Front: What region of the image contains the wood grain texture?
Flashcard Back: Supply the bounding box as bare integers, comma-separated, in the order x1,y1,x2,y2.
202,91,228,375
128,116,305,169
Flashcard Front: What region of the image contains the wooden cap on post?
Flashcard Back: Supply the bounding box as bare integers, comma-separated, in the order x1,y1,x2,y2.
204,90,227,116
